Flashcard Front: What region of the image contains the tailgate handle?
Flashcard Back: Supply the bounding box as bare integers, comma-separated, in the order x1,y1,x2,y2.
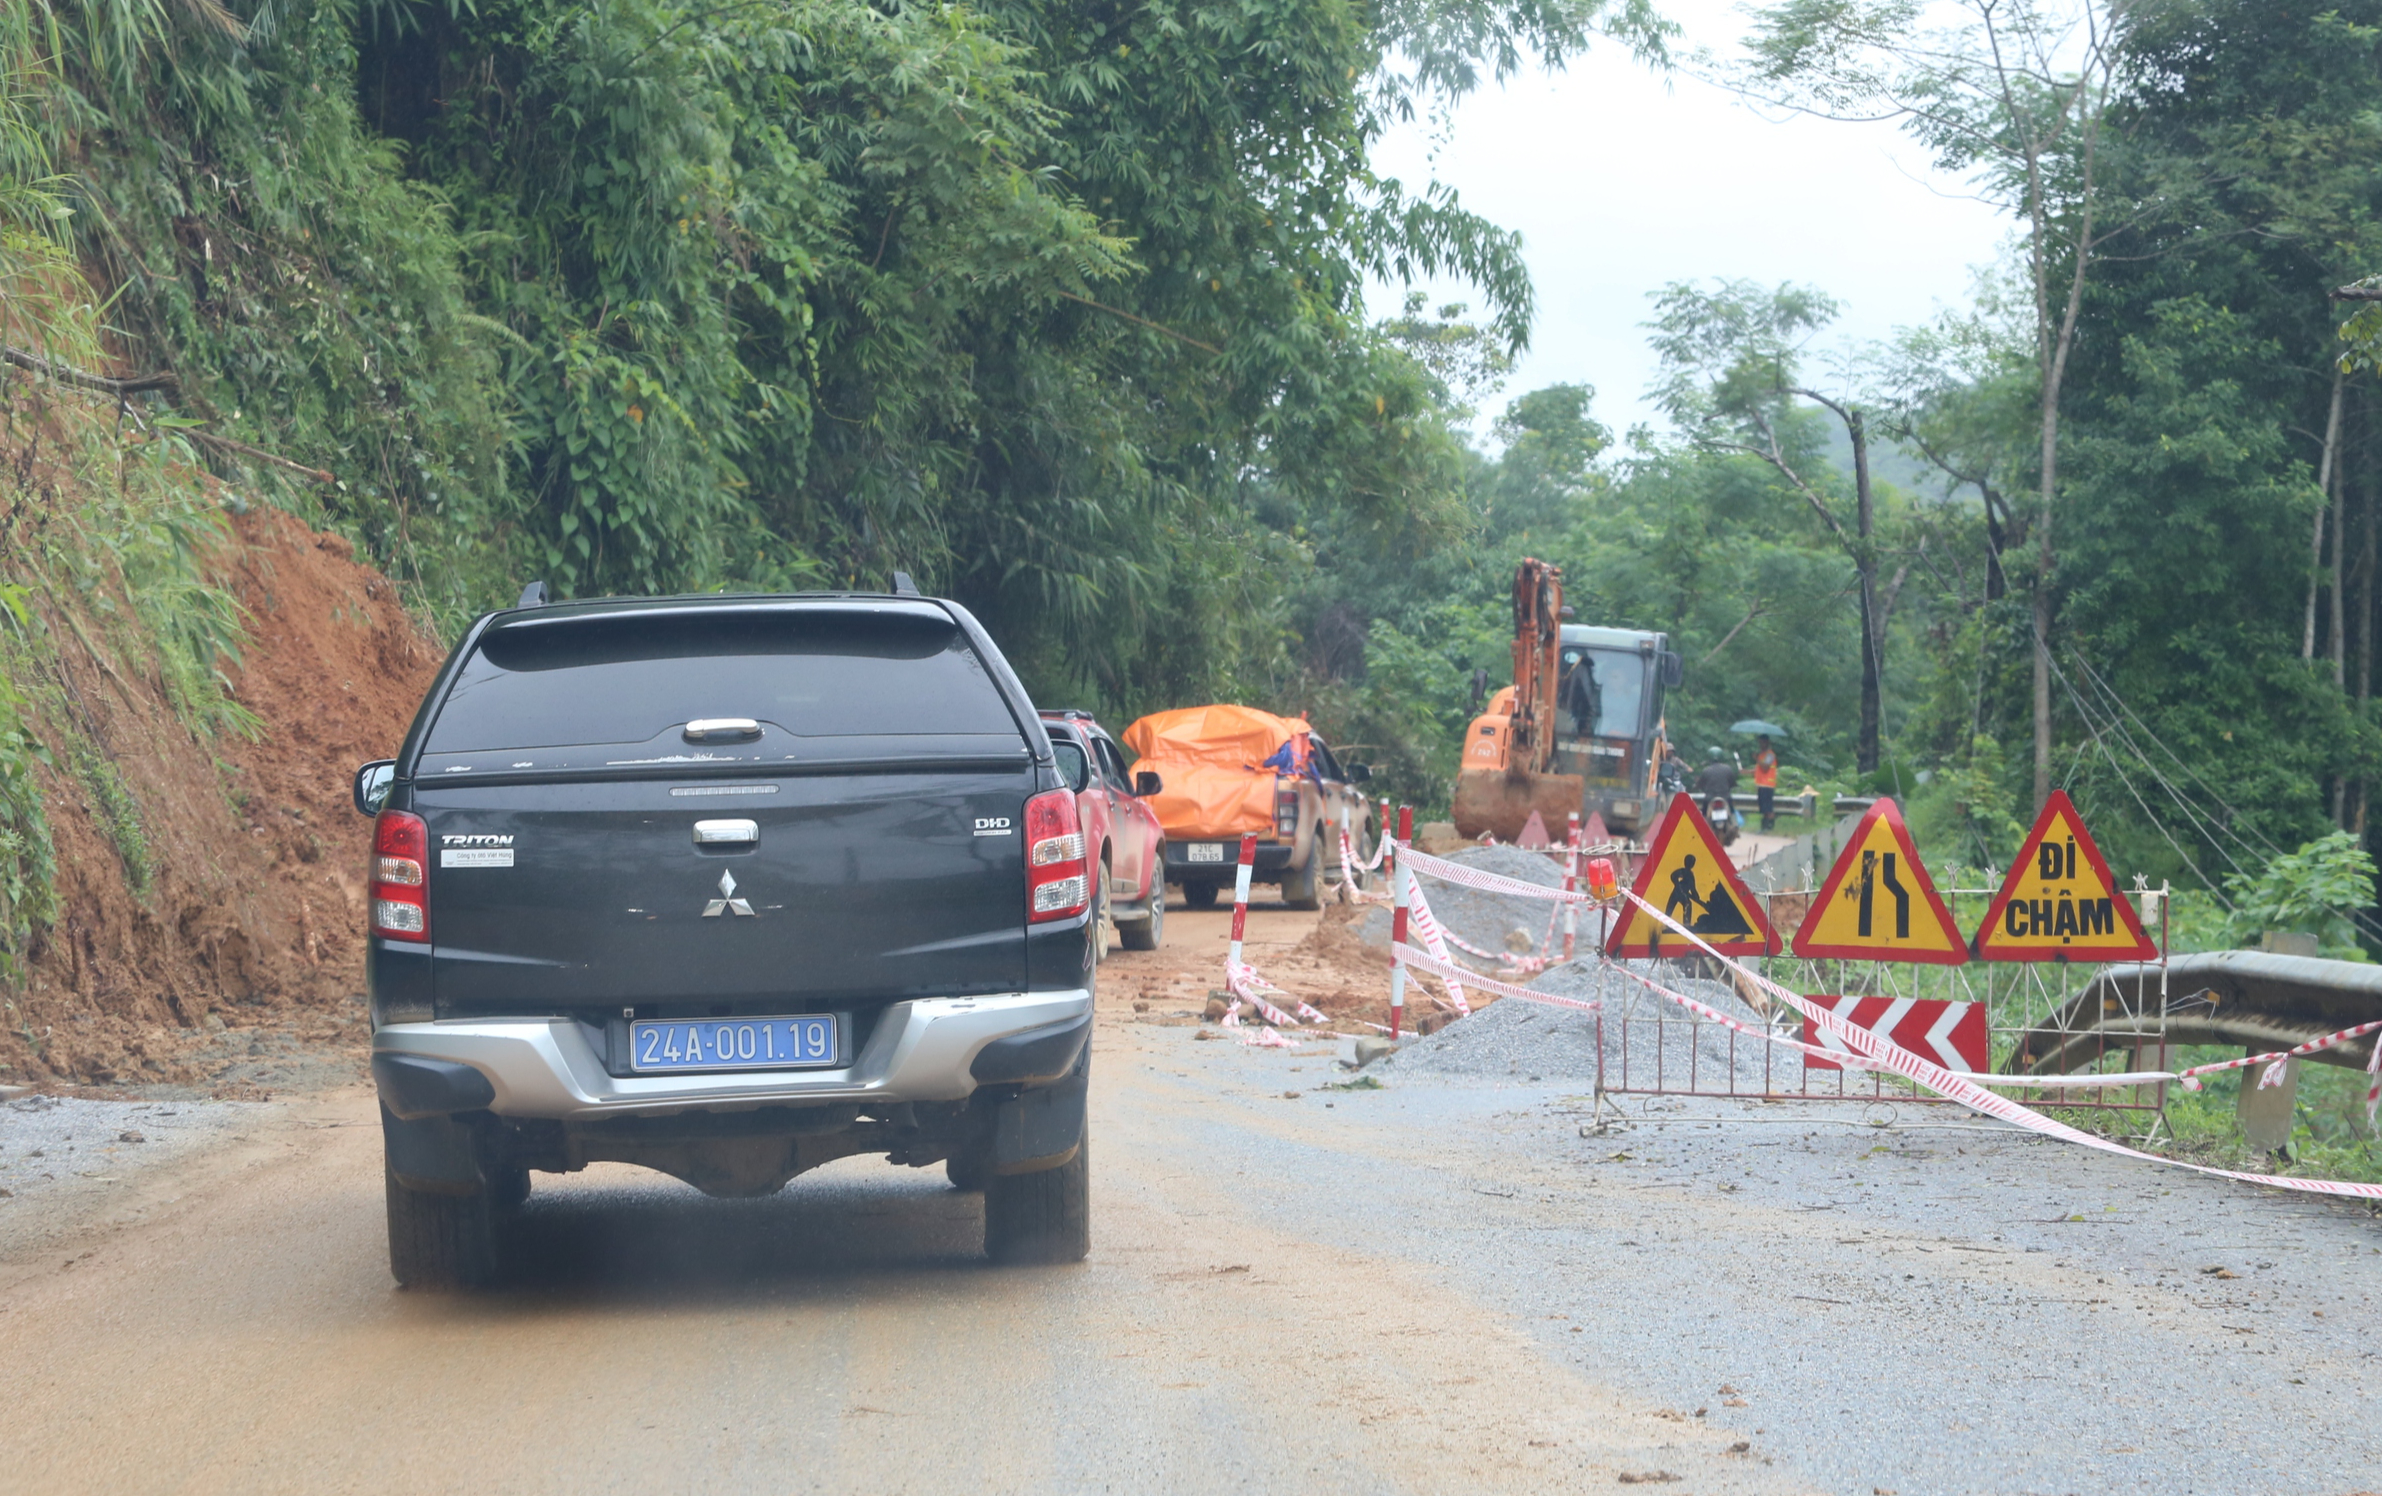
684,718,761,742
692,819,760,846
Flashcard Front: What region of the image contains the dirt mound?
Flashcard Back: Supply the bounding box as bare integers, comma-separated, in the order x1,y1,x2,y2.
2,507,443,1086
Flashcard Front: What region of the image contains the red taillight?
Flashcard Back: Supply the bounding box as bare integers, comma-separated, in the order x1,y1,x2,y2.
1274,783,1299,837
371,809,430,942
1024,788,1089,923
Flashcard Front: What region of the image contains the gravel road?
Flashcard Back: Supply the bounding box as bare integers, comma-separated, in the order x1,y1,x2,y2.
1,900,2375,1494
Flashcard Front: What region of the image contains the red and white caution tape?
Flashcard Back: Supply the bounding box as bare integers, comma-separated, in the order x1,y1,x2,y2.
2367,1030,2382,1130
1614,891,2382,1202
2174,1018,2382,1091
1226,959,1326,1027
1402,880,1471,1016
1392,942,1601,1013
1399,845,1588,905
1336,829,1392,902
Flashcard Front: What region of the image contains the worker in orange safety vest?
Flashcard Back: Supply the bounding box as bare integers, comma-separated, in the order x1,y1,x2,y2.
1752,734,1779,831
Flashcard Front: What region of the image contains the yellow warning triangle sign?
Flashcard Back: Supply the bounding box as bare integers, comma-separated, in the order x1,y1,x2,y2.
1974,789,2156,962
1790,798,1967,964
1605,793,1780,958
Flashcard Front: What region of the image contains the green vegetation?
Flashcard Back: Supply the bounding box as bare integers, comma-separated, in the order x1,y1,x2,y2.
7,0,2382,992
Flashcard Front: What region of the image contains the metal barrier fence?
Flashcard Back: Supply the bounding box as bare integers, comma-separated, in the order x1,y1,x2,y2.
1592,886,2174,1119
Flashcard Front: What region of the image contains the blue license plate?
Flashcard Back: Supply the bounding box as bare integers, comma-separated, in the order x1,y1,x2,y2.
629,1015,841,1073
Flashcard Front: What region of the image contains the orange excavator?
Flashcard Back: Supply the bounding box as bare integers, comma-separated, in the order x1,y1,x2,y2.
1453,559,1683,841
1451,558,1585,842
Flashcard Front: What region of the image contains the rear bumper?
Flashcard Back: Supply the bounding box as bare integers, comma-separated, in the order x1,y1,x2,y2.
372,989,1092,1121
1165,838,1296,880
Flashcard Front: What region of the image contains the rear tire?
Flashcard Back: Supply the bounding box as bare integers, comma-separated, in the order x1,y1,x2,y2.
946,1148,990,1193
1118,872,1165,951
984,1134,1090,1265
1183,880,1219,909
1280,842,1323,911
385,1168,503,1289
1093,861,1114,962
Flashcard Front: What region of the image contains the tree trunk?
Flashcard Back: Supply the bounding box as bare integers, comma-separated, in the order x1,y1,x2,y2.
2333,413,2348,690
2306,367,2344,661
2033,378,2057,810
2360,441,2375,707
1853,410,1881,773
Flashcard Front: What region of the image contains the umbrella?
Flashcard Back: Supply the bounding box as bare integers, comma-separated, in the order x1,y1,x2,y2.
1730,719,1790,737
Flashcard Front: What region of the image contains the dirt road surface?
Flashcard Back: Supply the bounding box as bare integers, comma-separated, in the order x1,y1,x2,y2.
2,899,2377,1494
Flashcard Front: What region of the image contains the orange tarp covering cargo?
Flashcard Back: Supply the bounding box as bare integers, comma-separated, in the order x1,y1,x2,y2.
1122,705,1310,840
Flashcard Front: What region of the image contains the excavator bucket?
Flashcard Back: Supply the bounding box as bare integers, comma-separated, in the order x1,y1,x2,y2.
1450,768,1585,844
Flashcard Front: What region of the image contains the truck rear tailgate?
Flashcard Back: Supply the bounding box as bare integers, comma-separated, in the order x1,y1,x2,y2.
420,762,1035,1018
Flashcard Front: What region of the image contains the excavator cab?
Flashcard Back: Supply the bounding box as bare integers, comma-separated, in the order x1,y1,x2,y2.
1549,626,1679,833
1451,559,1682,841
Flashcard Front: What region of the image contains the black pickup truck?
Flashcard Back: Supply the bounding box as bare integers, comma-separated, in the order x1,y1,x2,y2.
352,589,1095,1286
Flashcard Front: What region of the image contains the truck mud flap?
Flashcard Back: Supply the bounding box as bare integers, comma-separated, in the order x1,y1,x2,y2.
380,1105,489,1195
990,1061,1087,1176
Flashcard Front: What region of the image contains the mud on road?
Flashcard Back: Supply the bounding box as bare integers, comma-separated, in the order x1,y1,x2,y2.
1,897,2377,1494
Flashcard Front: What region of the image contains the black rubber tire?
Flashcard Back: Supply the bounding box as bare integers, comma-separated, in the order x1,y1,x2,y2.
1279,841,1323,911
1118,871,1165,951
984,1134,1090,1265
946,1148,991,1193
1093,860,1114,962
385,1167,502,1289
1182,880,1219,909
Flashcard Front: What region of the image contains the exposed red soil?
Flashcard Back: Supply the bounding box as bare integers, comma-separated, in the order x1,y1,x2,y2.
2,506,442,1086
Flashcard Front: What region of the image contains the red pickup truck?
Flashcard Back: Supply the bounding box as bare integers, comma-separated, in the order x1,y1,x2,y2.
1039,710,1168,953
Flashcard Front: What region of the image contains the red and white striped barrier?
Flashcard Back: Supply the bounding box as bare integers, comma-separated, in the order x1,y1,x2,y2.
1225,831,1257,971
1392,942,1601,1013
1561,817,1582,963
2175,1018,2382,1092
1397,845,1590,905
1402,877,1471,1016
1616,890,2382,1202
1388,806,1414,1038
1802,996,1989,1074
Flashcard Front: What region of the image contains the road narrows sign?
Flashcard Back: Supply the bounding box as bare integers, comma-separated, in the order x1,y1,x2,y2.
1790,797,1967,964
1973,789,2156,961
1604,793,1780,959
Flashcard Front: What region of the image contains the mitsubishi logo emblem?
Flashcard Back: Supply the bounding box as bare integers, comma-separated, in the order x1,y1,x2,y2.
702,868,756,918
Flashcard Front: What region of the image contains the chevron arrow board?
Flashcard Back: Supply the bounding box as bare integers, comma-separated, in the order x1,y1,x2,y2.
1798,996,1988,1074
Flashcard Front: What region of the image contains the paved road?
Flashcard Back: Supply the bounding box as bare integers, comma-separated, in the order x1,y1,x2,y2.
1,902,2375,1494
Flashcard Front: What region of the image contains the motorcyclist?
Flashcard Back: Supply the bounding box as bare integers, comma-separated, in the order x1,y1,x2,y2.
1692,746,1739,802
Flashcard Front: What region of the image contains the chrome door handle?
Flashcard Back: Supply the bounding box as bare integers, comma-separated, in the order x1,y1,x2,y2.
692,819,760,845
684,718,762,742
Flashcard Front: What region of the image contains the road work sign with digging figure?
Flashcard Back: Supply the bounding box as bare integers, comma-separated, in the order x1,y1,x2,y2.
1973,789,2157,962
1791,797,1968,963
1604,792,1780,958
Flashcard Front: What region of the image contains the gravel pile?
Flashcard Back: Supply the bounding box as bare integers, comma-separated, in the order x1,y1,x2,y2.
1374,953,1807,1092
1358,844,1570,957
1369,991,1602,1080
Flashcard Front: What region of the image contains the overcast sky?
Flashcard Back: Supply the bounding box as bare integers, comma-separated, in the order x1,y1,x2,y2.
1366,0,2013,441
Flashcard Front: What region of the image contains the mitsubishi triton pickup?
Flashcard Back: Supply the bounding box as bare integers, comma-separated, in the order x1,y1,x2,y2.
350,587,1095,1287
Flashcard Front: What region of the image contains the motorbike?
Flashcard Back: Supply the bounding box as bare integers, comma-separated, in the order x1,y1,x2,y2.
1704,793,1739,848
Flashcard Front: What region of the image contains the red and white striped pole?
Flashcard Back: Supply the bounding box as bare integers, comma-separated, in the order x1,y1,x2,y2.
1226,832,1257,971
1388,805,1414,1039
1336,796,1352,892
1562,812,1581,963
